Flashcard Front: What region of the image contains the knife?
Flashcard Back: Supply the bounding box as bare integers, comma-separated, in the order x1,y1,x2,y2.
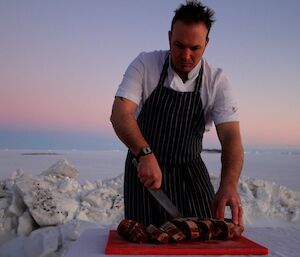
132,158,183,218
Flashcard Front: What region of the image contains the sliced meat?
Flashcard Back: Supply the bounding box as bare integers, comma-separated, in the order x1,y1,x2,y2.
160,221,186,242
117,219,149,243
117,219,136,240
211,219,228,240
224,219,245,239
129,222,149,243
171,218,200,239
117,217,244,244
188,218,215,240
212,219,245,239
146,224,169,244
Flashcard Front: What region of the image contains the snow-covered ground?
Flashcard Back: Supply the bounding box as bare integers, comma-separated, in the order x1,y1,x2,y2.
0,149,299,257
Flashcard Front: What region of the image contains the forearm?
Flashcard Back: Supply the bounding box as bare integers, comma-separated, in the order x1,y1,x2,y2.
110,97,149,156
216,121,244,189
112,114,148,156
220,138,244,189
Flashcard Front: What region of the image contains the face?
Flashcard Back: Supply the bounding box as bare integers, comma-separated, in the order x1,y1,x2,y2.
168,21,209,80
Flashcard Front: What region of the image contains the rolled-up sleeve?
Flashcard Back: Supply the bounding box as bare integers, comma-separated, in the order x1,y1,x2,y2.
115,53,145,105
211,71,239,126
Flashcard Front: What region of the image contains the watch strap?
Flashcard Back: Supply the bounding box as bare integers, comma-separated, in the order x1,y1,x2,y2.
136,146,152,160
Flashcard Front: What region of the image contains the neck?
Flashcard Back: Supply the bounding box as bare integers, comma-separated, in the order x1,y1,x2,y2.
170,62,188,83
178,73,188,83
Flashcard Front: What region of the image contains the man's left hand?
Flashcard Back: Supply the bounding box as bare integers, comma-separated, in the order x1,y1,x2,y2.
211,184,243,225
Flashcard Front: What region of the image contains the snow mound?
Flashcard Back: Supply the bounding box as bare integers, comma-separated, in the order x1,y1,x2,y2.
0,160,124,256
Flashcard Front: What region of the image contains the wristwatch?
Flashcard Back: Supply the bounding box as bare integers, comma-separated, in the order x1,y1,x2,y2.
136,146,153,160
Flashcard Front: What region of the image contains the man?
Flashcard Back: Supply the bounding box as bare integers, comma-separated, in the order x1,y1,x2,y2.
110,1,244,226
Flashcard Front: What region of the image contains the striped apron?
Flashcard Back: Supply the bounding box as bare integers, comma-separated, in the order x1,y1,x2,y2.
124,54,215,226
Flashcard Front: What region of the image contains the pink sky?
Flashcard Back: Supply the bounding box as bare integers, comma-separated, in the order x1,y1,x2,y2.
2,82,299,147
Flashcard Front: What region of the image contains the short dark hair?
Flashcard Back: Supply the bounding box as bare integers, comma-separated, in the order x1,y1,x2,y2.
171,0,215,39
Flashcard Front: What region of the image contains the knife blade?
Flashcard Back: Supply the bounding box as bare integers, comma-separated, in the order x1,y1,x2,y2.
132,158,183,218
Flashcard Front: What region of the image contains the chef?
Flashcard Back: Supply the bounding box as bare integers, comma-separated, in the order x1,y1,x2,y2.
110,1,244,226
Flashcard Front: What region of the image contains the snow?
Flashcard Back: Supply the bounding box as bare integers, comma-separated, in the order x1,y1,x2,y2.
0,151,300,257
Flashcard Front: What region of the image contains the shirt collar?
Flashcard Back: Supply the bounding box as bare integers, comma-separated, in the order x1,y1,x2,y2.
168,56,202,81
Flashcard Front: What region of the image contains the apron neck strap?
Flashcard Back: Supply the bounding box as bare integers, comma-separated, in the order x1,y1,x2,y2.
157,53,170,87
194,62,203,93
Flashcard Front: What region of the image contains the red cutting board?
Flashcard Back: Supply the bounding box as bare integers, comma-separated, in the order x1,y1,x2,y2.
105,230,268,255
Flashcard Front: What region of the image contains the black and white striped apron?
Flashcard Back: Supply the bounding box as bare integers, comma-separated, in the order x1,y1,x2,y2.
124,54,215,226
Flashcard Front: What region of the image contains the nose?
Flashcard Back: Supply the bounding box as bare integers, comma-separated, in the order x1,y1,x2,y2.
181,48,191,61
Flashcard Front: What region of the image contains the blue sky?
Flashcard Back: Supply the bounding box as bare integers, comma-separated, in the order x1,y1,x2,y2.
0,0,300,150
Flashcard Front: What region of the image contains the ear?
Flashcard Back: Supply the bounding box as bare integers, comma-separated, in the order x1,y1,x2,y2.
201,37,209,54
205,37,210,46
168,30,172,48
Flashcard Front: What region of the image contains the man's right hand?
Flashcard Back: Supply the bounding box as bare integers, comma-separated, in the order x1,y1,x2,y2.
136,154,162,190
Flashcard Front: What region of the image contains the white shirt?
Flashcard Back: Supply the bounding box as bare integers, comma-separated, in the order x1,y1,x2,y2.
116,50,239,131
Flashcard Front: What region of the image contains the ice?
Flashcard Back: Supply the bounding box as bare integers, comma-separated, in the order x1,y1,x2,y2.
17,210,34,236
40,159,79,179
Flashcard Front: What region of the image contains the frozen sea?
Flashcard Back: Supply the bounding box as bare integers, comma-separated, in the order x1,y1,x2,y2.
0,148,299,191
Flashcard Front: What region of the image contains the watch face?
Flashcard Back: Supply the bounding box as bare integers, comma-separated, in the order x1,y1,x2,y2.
142,147,152,155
